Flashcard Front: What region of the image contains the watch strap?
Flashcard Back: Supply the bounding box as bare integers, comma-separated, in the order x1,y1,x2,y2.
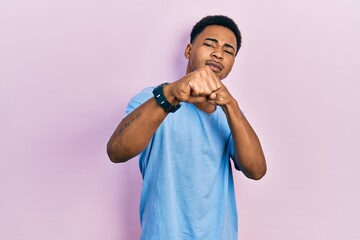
152,83,181,113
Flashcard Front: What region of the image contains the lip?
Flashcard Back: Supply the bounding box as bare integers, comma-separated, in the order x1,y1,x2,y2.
205,60,224,73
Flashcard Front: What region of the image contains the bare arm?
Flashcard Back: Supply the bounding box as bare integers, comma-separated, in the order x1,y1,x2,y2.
222,100,267,180
107,97,168,163
213,82,267,180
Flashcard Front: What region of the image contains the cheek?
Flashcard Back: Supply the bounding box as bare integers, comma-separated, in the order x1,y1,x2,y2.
225,60,235,72
221,60,235,79
190,54,204,67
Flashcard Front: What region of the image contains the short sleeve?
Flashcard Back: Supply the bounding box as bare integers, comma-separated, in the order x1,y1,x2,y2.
125,87,155,115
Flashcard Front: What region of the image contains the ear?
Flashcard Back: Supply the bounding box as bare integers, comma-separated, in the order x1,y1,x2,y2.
184,44,192,59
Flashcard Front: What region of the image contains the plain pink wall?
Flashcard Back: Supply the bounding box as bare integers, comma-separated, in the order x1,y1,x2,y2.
1,0,359,239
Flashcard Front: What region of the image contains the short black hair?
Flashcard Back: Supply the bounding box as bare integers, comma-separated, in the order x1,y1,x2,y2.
190,15,242,55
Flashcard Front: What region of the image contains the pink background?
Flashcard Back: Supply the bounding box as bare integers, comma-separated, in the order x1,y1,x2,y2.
1,0,359,239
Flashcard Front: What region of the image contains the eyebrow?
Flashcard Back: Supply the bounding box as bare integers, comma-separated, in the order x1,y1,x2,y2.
204,38,235,51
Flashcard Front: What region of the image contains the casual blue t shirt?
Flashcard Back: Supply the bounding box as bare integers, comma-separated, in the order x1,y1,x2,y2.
126,87,240,240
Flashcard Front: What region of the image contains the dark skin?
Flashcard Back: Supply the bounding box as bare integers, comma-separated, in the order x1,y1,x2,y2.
107,25,267,180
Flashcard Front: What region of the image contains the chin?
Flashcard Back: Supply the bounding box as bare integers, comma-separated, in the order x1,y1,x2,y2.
218,74,226,80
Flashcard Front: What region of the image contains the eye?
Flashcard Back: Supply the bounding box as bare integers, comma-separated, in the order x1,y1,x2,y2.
204,43,215,48
224,50,234,56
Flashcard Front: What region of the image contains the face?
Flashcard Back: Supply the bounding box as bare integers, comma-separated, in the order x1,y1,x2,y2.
185,25,237,80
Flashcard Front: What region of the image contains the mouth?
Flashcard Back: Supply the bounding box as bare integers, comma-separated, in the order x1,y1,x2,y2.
205,60,223,73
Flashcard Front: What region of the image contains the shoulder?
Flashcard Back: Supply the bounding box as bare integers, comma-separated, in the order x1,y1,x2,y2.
125,86,155,114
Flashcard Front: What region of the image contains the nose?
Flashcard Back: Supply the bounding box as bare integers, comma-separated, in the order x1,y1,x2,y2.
211,47,223,60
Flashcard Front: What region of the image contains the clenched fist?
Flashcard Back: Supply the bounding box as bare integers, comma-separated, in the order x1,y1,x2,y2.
164,66,234,107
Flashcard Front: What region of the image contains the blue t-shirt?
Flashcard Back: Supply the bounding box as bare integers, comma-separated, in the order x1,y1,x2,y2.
126,87,240,240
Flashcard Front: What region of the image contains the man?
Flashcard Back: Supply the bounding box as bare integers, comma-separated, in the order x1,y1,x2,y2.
107,15,267,240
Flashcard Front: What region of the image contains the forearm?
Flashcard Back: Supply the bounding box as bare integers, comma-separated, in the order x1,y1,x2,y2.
107,97,168,163
222,99,267,180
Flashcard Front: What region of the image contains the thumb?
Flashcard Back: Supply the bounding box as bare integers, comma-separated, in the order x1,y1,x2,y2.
208,92,217,100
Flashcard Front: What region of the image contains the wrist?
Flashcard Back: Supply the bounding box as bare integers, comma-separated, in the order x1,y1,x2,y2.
221,98,241,114
162,83,180,105
153,83,181,113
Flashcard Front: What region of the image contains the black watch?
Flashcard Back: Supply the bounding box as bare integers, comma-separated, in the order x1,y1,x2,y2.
152,83,181,113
